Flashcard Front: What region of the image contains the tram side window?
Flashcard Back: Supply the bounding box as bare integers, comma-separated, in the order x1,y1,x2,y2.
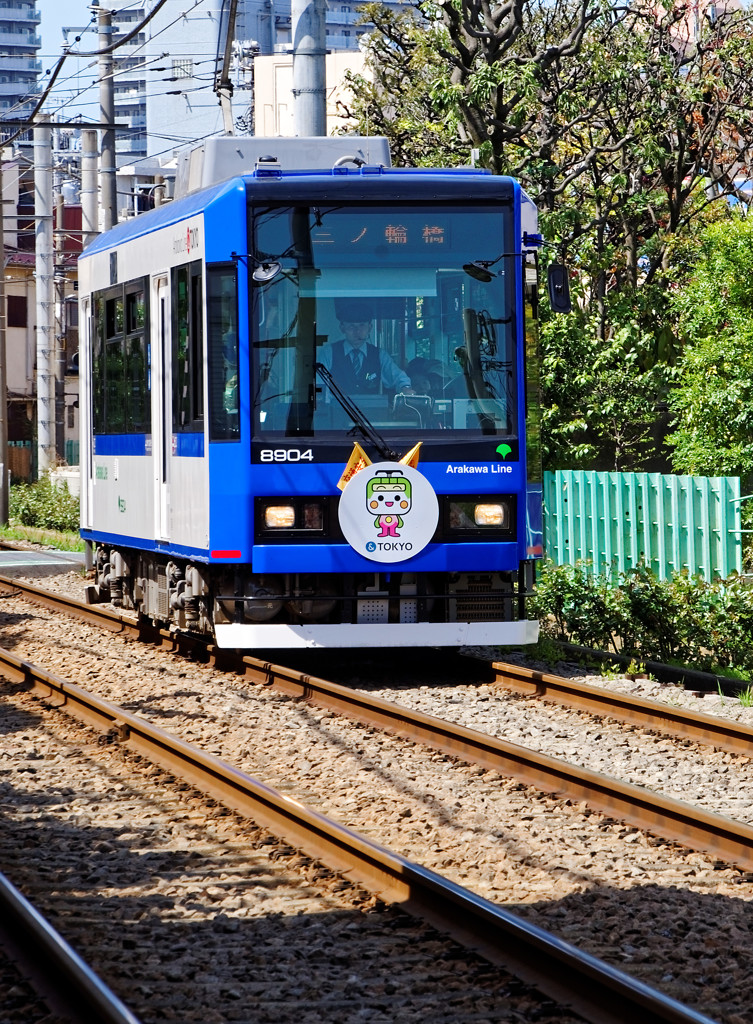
207,263,240,441
126,286,149,432
172,261,204,431
91,278,150,434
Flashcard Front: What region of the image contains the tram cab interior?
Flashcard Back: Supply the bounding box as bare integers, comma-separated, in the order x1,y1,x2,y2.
251,203,518,443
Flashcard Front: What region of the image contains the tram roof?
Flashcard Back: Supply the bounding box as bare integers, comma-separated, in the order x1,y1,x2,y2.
80,167,522,258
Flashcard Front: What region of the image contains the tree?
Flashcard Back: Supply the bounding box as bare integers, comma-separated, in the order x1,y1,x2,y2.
343,0,628,177
668,213,753,485
338,5,469,167
343,0,753,471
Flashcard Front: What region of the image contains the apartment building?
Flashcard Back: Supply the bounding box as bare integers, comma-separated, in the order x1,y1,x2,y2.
0,0,41,134
104,0,401,162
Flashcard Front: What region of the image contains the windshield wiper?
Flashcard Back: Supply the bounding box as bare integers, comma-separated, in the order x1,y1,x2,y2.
315,362,398,461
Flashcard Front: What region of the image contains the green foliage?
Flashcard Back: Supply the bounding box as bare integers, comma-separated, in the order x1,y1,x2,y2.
9,477,80,534
0,524,84,553
534,561,753,677
668,213,753,486
539,289,676,470
337,4,470,169
342,0,753,472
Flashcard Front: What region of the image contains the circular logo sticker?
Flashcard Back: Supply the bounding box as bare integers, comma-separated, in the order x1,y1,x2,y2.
338,461,439,563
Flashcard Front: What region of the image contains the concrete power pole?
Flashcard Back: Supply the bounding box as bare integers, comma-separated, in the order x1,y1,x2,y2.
0,160,8,524
292,0,327,136
216,0,239,134
98,6,117,230
81,129,99,246
54,191,66,461
34,121,55,478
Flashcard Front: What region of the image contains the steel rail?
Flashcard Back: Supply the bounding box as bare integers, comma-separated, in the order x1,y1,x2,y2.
0,871,142,1024
3,572,751,756
235,654,753,872
492,660,753,757
0,573,142,636
4,574,753,873
0,644,716,1024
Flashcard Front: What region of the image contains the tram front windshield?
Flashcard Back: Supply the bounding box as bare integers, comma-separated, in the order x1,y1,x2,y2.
252,203,518,438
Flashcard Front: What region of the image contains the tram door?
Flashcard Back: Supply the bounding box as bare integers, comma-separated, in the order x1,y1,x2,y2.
79,295,94,533
152,275,171,542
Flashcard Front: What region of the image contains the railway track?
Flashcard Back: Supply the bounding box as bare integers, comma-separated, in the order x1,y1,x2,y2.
0,871,141,1024
2,569,753,1020
4,674,572,1024
0,636,714,1024
2,573,752,873
491,659,753,756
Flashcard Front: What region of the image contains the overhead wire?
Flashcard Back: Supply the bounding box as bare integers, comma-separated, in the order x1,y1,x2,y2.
37,0,217,130
114,0,210,61
65,0,174,57
1,0,187,146
4,0,244,228
45,52,179,120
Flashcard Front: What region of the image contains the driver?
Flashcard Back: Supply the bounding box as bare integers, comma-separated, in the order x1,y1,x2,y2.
319,298,414,395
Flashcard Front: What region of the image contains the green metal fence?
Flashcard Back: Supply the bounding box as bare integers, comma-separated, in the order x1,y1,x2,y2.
543,470,742,581
6,440,79,482
65,439,79,466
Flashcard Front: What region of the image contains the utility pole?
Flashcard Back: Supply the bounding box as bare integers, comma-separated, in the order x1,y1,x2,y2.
292,0,327,136
98,5,117,229
34,120,55,478
215,0,239,134
81,128,99,245
0,159,8,524
54,191,66,461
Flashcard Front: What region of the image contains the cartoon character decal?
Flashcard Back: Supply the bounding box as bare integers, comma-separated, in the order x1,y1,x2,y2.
338,460,439,563
366,470,412,538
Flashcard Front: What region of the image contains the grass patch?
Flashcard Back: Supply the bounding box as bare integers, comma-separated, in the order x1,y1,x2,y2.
0,524,84,553
497,635,564,668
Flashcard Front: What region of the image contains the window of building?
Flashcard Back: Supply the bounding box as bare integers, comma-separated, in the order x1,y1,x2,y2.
172,58,194,79
7,294,27,328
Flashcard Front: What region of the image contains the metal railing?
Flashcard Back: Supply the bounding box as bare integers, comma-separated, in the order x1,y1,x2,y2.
544,469,742,581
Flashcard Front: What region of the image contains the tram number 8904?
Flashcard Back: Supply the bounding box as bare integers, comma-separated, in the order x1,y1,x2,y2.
259,449,315,462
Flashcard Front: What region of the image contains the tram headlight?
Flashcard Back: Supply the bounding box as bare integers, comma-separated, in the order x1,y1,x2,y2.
265,505,296,529
473,503,507,527
446,498,513,535
259,500,325,533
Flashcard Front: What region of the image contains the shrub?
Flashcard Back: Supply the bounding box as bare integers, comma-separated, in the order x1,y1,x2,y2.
534,560,753,677
9,477,80,533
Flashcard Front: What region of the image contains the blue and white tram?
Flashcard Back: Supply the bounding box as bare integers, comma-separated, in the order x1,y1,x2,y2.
78,137,547,649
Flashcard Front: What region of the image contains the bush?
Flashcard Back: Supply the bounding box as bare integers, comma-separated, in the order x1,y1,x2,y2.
534,560,753,677
9,477,80,533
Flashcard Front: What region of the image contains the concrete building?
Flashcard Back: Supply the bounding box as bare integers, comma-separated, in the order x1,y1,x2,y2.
105,0,234,162
243,0,377,55
1,148,80,477
254,49,365,137
110,2,149,163
103,0,401,162
0,0,41,135
142,0,230,158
